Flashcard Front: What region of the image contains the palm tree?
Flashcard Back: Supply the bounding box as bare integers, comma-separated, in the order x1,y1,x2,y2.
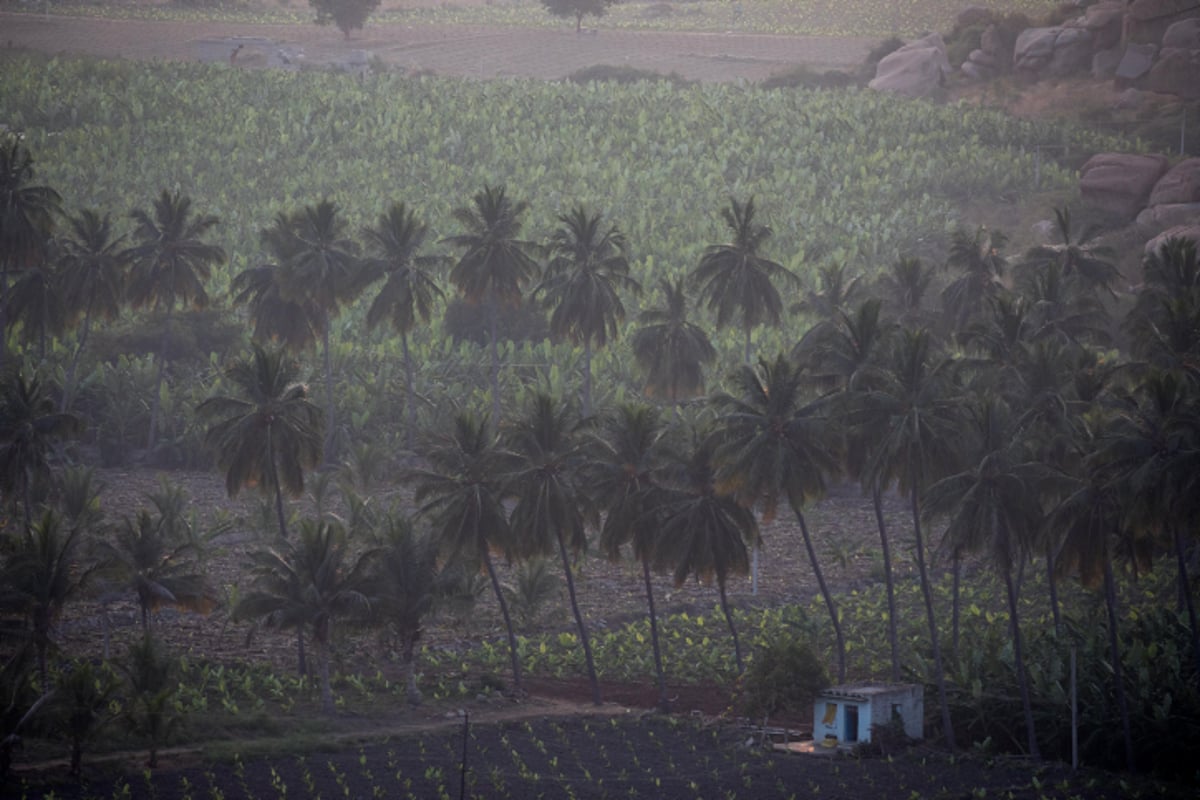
233,519,372,713
942,225,1007,334
923,397,1057,758
363,513,440,706
93,504,217,635
589,402,673,711
794,262,865,325
1098,371,1200,675
231,215,325,353
4,257,66,361
855,328,964,748
630,278,716,407
505,393,601,704
267,200,365,459
1018,207,1121,297
409,412,522,692
797,298,904,682
1126,237,1200,379
1049,433,1136,772
363,202,445,450
443,185,540,421
51,659,120,778
197,345,324,539
55,209,129,411
537,205,639,417
691,197,797,365
125,190,225,451
0,137,62,368
710,354,847,681
0,373,82,532
652,428,758,673
877,255,933,327
0,510,94,690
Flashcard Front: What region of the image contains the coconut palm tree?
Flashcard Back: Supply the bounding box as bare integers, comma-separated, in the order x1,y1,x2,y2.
942,225,1007,334
505,393,601,704
231,215,325,353
443,184,540,421
691,196,796,365
1018,207,1120,297
0,373,82,532
1125,237,1200,379
855,328,964,748
363,512,440,706
710,354,847,681
363,202,445,450
409,412,522,691
0,510,94,690
0,137,62,368
652,428,758,673
1049,431,1136,772
93,502,217,635
923,397,1059,758
197,345,324,540
589,402,674,710
125,190,225,451
793,262,865,325
233,519,372,713
796,298,904,682
537,205,639,417
630,278,716,407
4,258,66,361
55,209,130,411
877,255,934,327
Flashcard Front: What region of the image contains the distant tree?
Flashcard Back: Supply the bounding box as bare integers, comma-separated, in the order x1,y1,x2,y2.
197,345,324,540
51,660,120,778
310,0,381,39
125,190,225,451
0,373,82,533
541,0,619,32
631,278,716,406
0,137,61,368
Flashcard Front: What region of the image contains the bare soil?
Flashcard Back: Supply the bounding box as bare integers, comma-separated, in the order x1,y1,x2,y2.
1,9,874,81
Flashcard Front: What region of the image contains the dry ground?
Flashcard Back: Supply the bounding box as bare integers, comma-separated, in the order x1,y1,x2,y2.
1,8,873,80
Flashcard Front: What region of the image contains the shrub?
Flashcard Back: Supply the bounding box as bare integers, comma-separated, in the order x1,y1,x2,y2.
739,635,829,722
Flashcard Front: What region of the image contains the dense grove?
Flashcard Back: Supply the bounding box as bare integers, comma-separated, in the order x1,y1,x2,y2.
1,48,1198,792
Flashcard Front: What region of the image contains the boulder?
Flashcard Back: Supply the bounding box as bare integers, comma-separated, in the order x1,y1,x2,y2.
979,23,1014,69
1126,0,1200,43
1092,46,1123,77
1149,159,1200,205
1014,27,1094,77
1113,87,1156,109
1143,47,1200,97
1163,17,1200,47
1115,42,1159,81
1136,202,1200,231
1076,1,1127,50
1146,223,1200,253
956,6,994,29
969,48,999,68
868,33,951,98
961,60,994,81
1080,153,1171,220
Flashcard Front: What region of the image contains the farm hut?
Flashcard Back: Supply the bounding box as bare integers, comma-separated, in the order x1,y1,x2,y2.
812,683,923,747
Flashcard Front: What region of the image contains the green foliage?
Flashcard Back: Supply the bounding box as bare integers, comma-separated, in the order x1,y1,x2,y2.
309,0,381,38
739,635,829,720
540,0,619,32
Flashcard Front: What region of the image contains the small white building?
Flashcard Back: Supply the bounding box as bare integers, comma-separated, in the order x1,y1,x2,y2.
812,683,923,748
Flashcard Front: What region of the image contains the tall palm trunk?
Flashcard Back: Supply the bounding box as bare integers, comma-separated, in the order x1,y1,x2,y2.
872,488,901,683
316,622,334,713
482,547,522,692
267,426,289,539
1046,544,1062,638
296,630,307,677
487,292,501,422
910,487,956,749
641,558,669,711
794,508,846,682
951,553,961,661
60,303,94,412
1002,561,1039,758
1103,555,1135,772
1170,525,1200,674
402,331,416,451
401,632,420,706
556,532,600,705
146,305,173,451
718,576,743,673
744,322,760,596
582,339,593,419
321,319,336,463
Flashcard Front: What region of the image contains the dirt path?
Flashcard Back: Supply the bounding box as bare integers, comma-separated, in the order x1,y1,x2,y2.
1,11,874,81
